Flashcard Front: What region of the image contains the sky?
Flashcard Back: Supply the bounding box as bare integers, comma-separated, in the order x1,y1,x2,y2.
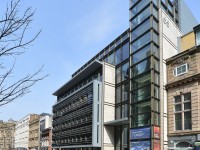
0,0,200,122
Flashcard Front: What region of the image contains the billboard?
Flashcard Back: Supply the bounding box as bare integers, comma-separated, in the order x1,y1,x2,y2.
130,127,151,140
131,141,151,150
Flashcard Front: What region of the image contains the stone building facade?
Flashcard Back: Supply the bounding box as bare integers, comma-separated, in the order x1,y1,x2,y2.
0,120,16,150
28,114,40,150
166,24,200,149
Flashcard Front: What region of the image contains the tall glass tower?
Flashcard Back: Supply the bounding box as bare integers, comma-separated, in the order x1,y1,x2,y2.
129,0,161,149
129,0,198,149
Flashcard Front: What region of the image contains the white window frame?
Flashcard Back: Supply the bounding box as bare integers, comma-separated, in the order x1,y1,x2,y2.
173,63,189,76
174,93,192,131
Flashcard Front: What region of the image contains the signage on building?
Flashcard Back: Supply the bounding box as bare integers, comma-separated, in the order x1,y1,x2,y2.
131,141,150,150
130,127,151,140
154,126,160,138
154,140,160,150
163,17,169,28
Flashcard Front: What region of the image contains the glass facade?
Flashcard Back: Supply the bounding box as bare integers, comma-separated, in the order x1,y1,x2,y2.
52,0,197,149
130,0,162,149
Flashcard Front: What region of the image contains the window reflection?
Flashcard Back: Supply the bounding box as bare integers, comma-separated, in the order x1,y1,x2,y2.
116,67,121,84
116,86,121,104
132,44,151,64
131,113,151,127
122,62,129,81
122,42,129,61
132,58,151,77
115,48,121,65
131,32,151,52
132,73,151,90
122,83,129,102
107,53,115,65
131,6,150,28
131,0,150,18
132,85,151,102
132,19,151,41
132,101,151,115
116,103,128,119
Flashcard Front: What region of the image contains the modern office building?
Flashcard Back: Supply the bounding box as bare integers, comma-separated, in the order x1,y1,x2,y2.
166,24,200,149
52,0,198,150
40,113,53,150
15,114,38,150
0,120,16,150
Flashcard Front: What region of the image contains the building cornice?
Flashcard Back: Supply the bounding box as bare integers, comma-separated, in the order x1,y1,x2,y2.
165,73,200,89
168,130,200,137
166,46,200,65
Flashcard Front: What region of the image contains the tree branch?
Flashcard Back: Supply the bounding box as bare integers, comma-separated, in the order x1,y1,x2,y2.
0,0,47,106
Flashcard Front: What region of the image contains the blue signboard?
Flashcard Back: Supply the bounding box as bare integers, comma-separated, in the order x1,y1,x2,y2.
130,127,151,140
131,141,151,150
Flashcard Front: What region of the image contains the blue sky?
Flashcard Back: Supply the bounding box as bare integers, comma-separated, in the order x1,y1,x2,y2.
0,0,199,121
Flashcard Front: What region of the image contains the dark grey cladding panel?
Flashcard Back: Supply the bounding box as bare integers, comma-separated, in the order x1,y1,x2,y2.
53,60,102,96
193,24,200,32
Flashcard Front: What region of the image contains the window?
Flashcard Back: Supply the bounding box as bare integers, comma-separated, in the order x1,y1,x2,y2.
153,0,158,7
131,32,151,52
131,100,151,115
131,0,150,18
130,0,138,7
131,19,151,41
132,84,151,102
107,53,115,65
196,30,200,46
116,103,128,119
174,63,189,76
131,6,150,29
131,113,151,127
116,67,121,84
115,48,122,65
122,62,129,81
122,83,129,102
131,73,151,90
131,58,151,77
116,86,121,104
131,44,151,64
168,3,173,14
116,83,129,104
174,93,192,130
122,42,129,61
116,62,129,84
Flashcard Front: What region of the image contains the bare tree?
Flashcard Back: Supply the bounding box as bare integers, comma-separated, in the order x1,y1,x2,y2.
0,0,47,106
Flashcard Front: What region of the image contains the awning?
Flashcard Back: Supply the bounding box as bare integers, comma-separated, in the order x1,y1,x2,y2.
104,117,128,126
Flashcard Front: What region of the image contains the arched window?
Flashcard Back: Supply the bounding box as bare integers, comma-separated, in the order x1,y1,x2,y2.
176,141,192,148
